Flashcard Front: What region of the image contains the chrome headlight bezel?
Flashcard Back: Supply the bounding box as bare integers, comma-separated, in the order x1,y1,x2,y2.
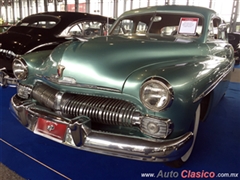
12,58,28,80
140,78,174,112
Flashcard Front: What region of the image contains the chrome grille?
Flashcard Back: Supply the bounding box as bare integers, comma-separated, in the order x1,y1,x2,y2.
61,94,138,126
32,82,140,127
32,83,59,110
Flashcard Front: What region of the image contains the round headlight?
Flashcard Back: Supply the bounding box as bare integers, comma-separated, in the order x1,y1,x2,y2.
12,58,28,80
140,79,173,112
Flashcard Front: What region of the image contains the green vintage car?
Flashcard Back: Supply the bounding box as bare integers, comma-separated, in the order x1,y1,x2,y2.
10,5,234,167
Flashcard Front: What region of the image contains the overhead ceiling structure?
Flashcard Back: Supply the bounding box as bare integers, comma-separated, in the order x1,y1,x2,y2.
0,0,239,31
229,0,239,32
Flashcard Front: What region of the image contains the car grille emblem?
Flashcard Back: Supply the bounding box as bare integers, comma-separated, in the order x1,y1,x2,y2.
57,65,65,78
47,124,55,132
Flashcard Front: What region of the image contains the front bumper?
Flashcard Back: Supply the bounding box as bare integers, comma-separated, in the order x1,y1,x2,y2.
11,94,193,162
0,68,18,87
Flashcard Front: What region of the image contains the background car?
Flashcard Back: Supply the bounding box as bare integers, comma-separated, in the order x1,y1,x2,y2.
10,5,234,168
228,32,240,65
0,11,115,86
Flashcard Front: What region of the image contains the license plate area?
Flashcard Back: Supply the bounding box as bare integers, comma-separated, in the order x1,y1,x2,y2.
34,117,67,142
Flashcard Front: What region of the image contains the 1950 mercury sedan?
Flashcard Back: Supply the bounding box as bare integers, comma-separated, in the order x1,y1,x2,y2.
9,5,234,167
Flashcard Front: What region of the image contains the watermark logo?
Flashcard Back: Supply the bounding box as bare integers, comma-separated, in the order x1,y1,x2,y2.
181,170,215,178
141,170,239,179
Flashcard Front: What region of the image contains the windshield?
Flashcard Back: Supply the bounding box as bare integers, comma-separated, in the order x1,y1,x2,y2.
110,13,203,38
16,15,59,29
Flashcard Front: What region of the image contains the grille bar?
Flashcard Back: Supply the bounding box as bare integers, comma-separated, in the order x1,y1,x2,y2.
32,83,140,127
61,94,138,126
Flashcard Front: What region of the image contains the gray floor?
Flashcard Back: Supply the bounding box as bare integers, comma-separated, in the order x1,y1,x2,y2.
0,163,25,180
231,68,240,83
0,67,239,180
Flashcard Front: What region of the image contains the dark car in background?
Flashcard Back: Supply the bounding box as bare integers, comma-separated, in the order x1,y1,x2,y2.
228,32,240,65
0,12,115,86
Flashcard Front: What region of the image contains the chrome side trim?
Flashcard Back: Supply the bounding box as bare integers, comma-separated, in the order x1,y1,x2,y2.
10,94,193,162
26,42,59,54
193,62,234,103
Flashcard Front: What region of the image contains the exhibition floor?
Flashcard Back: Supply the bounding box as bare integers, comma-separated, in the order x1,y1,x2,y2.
0,66,239,180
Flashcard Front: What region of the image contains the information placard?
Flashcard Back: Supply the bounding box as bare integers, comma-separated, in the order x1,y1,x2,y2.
178,18,199,35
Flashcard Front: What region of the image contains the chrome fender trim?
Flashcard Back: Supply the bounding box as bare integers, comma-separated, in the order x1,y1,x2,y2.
193,62,234,103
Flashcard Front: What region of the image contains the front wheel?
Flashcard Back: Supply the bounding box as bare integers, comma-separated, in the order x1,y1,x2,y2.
165,104,201,168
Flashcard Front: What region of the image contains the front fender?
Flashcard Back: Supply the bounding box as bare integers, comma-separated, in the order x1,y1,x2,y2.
122,55,231,137
20,50,52,84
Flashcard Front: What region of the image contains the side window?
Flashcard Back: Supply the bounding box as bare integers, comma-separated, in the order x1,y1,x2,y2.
112,19,134,35
208,20,215,39
81,21,103,37
60,21,104,37
24,21,56,28
68,24,83,36
136,21,148,34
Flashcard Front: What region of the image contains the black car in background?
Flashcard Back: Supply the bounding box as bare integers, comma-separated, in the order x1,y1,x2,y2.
228,32,240,65
0,12,115,86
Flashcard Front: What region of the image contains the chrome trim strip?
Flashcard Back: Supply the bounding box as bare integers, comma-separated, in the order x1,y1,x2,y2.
26,42,59,54
193,62,235,103
0,49,19,58
42,76,121,93
11,94,193,162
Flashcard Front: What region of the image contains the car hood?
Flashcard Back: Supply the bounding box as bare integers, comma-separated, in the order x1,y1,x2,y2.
48,35,208,91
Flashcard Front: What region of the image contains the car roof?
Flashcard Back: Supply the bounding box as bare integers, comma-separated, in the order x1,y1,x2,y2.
119,5,216,19
24,11,115,23
14,11,115,35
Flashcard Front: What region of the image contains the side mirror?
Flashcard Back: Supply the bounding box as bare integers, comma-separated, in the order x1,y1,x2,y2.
218,24,229,32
